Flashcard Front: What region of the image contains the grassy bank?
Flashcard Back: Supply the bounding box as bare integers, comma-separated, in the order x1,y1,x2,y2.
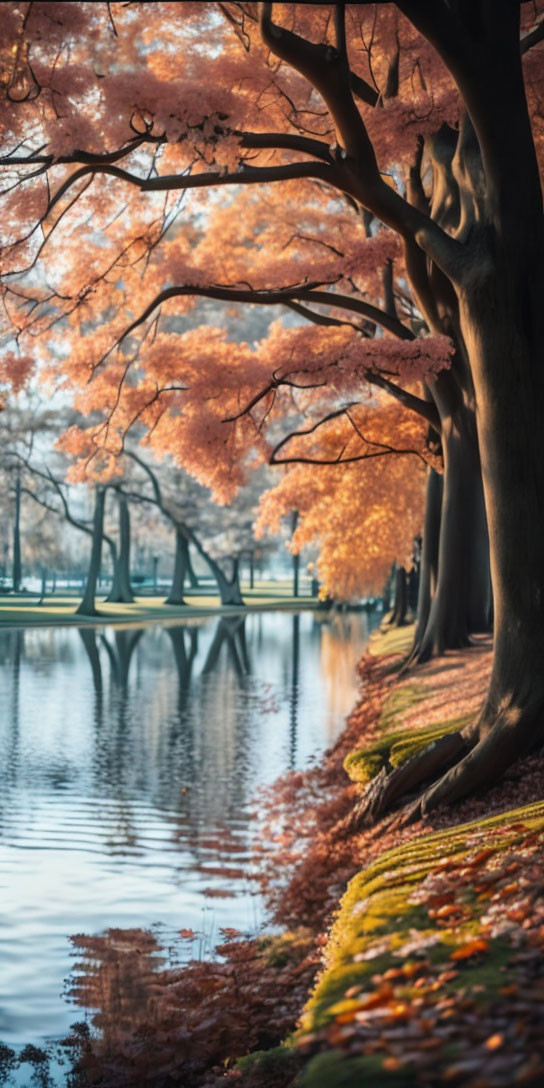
0,582,320,629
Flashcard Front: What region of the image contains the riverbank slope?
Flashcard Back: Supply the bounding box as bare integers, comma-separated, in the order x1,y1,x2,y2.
250,625,544,1087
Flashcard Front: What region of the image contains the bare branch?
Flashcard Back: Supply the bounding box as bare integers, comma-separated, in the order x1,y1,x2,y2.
46,160,336,217
114,282,415,347
364,369,441,430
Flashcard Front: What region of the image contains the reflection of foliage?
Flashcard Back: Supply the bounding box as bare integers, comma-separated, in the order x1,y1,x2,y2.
66,929,317,1087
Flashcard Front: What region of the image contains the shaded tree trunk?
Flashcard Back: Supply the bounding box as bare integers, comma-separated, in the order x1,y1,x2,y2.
353,220,544,822
12,470,21,592
420,238,544,807
165,528,188,605
410,422,491,664
291,510,300,597
411,467,443,653
106,494,134,604
387,565,408,627
212,555,244,606
185,543,199,589
195,547,244,606
76,488,105,618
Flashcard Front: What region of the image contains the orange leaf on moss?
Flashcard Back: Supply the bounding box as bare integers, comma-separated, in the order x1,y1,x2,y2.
450,939,489,961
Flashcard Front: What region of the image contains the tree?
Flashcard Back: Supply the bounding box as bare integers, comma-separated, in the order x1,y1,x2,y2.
105,490,134,604
256,399,426,602
104,446,276,607
2,2,544,813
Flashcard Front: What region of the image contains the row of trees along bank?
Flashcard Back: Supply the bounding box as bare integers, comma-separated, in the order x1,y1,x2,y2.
2,2,544,815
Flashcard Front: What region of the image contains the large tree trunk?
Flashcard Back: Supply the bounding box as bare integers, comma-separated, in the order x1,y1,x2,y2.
165,528,188,605
106,495,134,604
357,247,544,826
411,419,491,663
76,489,105,618
423,241,544,805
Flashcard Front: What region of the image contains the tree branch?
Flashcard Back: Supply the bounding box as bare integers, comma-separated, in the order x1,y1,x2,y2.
268,403,426,466
260,3,465,281
46,160,337,217
364,370,441,429
115,282,415,346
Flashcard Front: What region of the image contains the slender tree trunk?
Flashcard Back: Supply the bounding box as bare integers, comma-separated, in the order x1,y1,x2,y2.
76,488,105,618
117,495,134,603
13,470,21,592
407,555,420,618
411,468,443,653
291,510,300,597
387,565,408,627
105,538,120,602
106,494,134,604
185,543,199,588
165,528,187,605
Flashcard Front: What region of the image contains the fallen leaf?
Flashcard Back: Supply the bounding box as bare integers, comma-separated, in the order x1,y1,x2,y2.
450,939,489,961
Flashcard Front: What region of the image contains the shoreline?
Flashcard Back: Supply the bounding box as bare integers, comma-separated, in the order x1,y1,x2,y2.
0,591,322,631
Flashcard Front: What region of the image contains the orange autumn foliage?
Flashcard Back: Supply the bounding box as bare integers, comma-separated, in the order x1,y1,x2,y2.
257,400,427,599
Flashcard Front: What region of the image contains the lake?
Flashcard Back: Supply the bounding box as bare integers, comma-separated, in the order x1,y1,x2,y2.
0,609,378,1085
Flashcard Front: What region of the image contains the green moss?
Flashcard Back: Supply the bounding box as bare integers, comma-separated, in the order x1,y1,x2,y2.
237,1045,300,1076
300,799,544,1042
344,712,473,786
444,938,512,998
368,625,415,661
298,1050,416,1088
378,684,430,730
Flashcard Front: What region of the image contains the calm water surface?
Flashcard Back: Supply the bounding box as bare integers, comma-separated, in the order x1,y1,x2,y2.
0,609,377,1083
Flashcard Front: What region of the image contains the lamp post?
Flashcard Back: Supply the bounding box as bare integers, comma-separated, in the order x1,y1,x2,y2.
152,554,159,594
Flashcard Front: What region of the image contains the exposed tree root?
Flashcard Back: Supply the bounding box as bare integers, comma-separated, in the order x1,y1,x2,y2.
341,694,544,836
402,627,472,672
338,731,470,835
